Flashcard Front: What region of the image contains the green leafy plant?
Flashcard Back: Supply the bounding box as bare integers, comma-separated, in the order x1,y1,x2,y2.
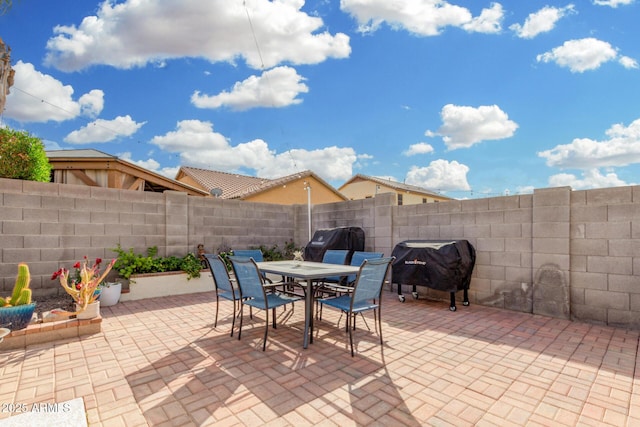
111,244,202,281
257,240,302,261
0,128,51,182
212,241,303,272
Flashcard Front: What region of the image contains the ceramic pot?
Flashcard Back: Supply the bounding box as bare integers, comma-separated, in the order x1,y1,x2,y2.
76,301,100,319
0,303,36,330
99,282,121,307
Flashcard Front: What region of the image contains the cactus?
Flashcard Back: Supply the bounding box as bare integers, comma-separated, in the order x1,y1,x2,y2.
1,263,32,307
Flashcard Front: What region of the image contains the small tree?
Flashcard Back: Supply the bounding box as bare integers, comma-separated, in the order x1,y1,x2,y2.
0,127,52,182
0,1,13,16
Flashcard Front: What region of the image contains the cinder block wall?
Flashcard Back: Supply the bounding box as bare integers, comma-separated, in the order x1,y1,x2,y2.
2,178,640,329
0,178,303,297
392,192,536,314
310,193,394,256
569,186,640,328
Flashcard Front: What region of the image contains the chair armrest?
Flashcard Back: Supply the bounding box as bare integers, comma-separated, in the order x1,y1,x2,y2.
263,280,302,289
324,284,354,293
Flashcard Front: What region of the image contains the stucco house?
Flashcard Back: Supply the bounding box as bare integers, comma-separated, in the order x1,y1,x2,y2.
339,173,453,205
175,166,348,205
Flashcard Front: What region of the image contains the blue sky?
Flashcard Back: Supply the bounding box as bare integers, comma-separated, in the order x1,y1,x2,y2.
1,0,639,198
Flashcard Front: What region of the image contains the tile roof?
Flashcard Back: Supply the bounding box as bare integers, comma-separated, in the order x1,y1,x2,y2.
177,167,347,201
177,167,272,199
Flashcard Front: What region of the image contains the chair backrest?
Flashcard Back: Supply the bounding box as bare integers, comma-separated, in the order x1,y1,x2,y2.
229,256,266,300
321,250,350,283
232,249,264,262
321,249,349,265
203,254,235,294
351,257,394,305
347,251,384,284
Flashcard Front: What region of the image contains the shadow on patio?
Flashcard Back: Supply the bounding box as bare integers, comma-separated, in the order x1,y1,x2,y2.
121,295,420,426
1,288,639,426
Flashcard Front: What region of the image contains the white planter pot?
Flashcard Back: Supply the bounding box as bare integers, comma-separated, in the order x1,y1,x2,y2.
76,301,100,319
99,282,122,307
119,271,211,302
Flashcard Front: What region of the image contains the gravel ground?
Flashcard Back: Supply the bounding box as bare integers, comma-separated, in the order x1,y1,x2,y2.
33,294,75,316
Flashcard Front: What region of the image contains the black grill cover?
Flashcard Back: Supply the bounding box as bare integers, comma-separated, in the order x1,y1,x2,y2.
391,240,476,292
303,227,365,262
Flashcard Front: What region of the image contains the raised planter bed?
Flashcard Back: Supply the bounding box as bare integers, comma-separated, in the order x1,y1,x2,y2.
0,316,102,350
119,270,213,302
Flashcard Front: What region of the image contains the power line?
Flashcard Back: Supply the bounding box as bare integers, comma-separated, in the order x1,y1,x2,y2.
243,0,300,172
8,86,133,142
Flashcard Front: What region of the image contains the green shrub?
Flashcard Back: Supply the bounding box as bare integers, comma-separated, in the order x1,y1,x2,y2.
0,128,51,182
258,240,301,261
215,241,301,271
111,244,202,281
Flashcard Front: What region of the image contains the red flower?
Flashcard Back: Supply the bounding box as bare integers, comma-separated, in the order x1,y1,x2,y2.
73,261,81,269
95,258,102,265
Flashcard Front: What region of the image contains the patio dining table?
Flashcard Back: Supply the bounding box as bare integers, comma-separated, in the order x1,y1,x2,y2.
256,260,360,349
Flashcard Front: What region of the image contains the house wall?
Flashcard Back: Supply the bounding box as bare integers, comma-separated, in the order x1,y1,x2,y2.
340,180,447,204
2,178,639,329
245,176,344,205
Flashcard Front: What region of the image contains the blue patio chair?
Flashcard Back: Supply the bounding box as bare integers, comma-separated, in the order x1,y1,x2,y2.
232,249,273,283
346,251,384,284
319,257,394,356
232,249,264,262
203,254,241,337
318,249,350,283
314,249,351,311
229,256,302,351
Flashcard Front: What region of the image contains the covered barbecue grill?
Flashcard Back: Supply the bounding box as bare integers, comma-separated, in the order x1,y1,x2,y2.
391,240,476,311
303,226,365,262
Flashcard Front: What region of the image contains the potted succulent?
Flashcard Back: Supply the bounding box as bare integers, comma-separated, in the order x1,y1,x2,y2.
0,263,36,330
51,256,115,319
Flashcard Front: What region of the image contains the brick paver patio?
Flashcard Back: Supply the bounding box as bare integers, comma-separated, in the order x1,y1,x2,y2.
1,288,639,426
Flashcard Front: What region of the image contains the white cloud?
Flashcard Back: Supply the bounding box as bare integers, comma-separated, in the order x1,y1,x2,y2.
78,90,105,118
538,117,640,168
405,160,471,191
536,38,634,72
64,115,146,143
341,0,503,36
548,169,631,189
4,61,104,122
426,104,518,150
403,142,434,156
510,5,576,39
619,56,639,69
462,3,504,34
262,146,358,182
150,119,357,182
593,0,634,7
191,66,309,111
119,152,179,179
44,0,350,71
